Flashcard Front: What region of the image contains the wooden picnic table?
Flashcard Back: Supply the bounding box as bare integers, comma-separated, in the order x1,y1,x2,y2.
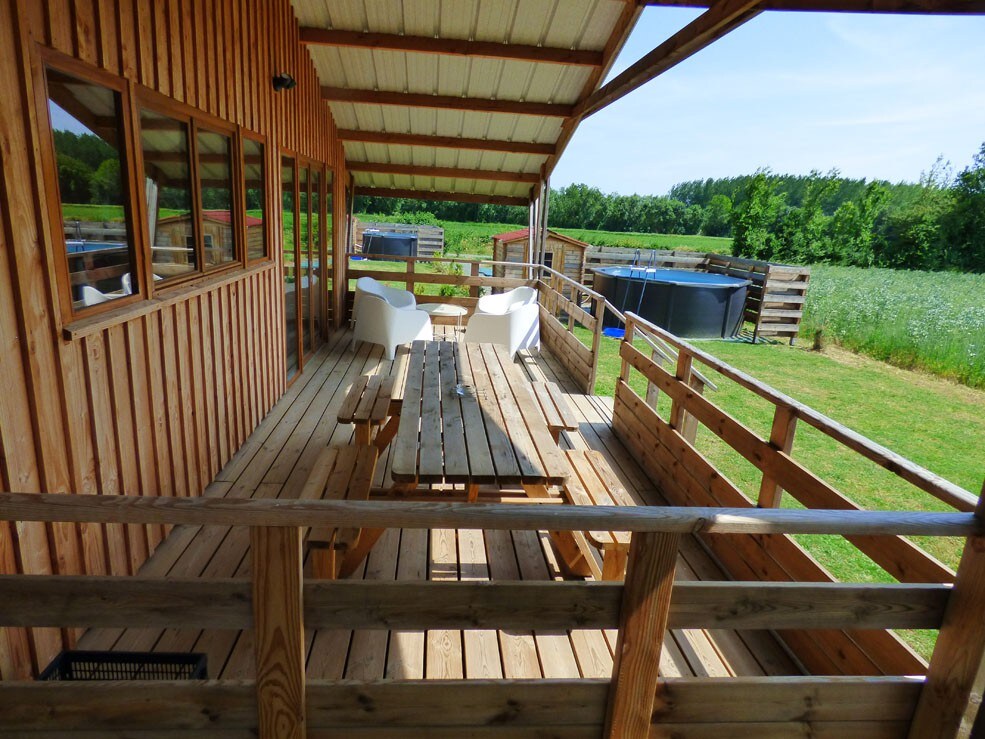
390,340,570,499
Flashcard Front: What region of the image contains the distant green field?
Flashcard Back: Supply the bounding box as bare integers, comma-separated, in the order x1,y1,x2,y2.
801,265,985,389
355,216,733,257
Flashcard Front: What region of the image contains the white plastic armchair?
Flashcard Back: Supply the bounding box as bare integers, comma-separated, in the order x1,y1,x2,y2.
475,285,537,315
352,293,432,360
465,287,540,358
355,276,417,310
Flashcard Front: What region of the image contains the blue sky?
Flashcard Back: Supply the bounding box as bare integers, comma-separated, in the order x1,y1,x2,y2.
552,8,985,196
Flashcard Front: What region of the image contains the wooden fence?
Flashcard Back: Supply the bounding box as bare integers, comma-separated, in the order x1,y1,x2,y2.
353,220,445,258
0,492,980,739
584,248,811,343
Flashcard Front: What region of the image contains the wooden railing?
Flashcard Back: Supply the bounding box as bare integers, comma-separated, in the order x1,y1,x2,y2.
610,312,985,733
0,491,981,739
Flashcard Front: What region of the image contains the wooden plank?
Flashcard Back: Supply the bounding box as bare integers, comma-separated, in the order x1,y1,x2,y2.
426,528,463,679
0,490,976,539
390,342,425,482
385,528,427,679
251,525,305,739
438,342,470,480
459,528,504,678
463,342,521,483
604,532,680,739
484,529,542,678
909,490,985,737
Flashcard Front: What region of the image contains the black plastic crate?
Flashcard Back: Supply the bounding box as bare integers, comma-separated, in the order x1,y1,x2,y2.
39,650,207,681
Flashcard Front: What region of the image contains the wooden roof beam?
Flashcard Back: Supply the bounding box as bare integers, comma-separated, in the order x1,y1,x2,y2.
337,129,556,156
354,186,528,207
575,0,762,120
300,28,603,67
322,87,572,118
641,0,985,13
347,161,539,184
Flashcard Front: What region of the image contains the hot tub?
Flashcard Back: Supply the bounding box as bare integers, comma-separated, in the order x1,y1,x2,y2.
593,267,750,338
362,231,418,257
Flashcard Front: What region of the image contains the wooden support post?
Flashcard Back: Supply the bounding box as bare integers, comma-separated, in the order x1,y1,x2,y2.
405,259,415,294
908,486,985,738
469,261,480,298
251,526,305,739
588,295,605,393
645,348,663,410
604,531,680,739
668,350,693,432
679,374,704,445
757,405,798,508
618,316,635,384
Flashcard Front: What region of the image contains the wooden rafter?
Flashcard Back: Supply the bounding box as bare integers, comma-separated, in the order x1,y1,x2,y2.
574,0,762,120
299,27,603,67
337,129,556,156
641,0,985,12
354,186,528,207
542,0,645,178
346,161,539,184
321,87,572,118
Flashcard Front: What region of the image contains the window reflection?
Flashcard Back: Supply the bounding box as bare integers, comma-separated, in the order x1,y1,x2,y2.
197,128,236,267
140,109,196,280
46,67,136,309
244,138,266,261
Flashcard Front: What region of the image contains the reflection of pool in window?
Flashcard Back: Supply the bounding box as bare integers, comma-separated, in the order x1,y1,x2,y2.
46,65,137,311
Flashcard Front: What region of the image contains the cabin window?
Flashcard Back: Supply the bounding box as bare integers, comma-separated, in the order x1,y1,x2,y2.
139,108,197,281
243,137,267,262
197,128,237,268
45,66,138,312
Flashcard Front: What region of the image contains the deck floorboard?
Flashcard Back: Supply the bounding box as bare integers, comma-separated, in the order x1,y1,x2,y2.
78,328,802,680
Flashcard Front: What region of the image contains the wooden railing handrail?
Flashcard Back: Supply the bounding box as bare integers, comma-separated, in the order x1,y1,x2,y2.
623,312,980,512
0,492,976,536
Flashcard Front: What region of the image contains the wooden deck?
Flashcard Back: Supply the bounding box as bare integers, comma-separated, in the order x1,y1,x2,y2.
78,328,801,681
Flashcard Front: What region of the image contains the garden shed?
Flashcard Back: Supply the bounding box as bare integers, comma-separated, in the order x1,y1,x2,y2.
491,227,588,284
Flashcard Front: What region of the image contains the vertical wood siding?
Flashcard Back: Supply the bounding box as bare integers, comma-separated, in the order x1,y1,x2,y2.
0,0,347,677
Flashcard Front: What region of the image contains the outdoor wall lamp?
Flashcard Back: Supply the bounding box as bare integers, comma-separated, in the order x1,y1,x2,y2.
272,73,296,92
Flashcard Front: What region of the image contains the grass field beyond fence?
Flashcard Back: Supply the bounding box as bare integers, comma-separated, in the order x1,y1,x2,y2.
801,265,985,389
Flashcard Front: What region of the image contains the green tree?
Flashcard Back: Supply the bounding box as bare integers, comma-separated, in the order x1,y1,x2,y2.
701,194,732,237
827,182,889,266
944,142,985,272
56,154,92,204
89,157,123,205
731,171,786,260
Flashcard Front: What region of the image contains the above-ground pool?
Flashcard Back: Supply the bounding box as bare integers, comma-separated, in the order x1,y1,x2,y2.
593,267,750,338
362,231,418,257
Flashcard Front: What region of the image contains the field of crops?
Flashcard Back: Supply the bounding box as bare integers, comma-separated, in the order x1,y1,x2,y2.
801,265,985,389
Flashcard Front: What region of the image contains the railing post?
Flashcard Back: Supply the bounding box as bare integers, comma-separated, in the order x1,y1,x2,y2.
668,350,693,432
645,349,662,410
405,258,415,294
469,261,479,298
619,314,635,384
908,486,985,738
604,531,680,739
252,526,305,739
757,405,798,508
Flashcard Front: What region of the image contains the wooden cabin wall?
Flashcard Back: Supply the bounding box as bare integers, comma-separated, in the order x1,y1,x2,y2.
0,0,346,678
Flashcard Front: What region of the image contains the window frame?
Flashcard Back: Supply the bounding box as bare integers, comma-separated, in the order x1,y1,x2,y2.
242,131,272,266
134,86,245,293
35,48,148,323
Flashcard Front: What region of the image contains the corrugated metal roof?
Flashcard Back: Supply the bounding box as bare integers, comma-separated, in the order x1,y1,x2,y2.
290,0,639,205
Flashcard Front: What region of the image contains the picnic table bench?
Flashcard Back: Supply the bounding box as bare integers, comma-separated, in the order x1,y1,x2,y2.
301,444,379,578
530,381,579,443
337,374,401,449
554,449,634,580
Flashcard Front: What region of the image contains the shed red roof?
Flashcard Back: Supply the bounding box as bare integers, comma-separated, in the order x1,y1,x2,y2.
203,209,263,227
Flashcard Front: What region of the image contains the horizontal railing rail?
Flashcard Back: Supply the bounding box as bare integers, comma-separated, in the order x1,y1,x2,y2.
0,492,976,535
